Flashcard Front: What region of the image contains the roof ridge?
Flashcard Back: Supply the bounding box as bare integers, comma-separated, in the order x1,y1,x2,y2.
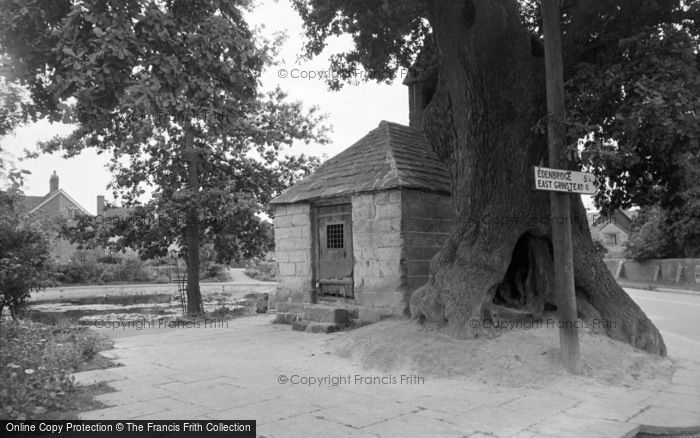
381,121,401,185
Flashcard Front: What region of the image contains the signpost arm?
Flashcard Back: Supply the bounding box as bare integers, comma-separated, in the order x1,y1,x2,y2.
541,0,583,374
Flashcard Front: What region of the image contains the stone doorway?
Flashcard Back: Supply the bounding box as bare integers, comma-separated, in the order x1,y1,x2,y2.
315,203,354,299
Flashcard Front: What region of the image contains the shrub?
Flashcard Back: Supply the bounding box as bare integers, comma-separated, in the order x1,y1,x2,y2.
0,192,53,318
55,260,104,284
55,255,152,284
96,254,121,264
244,258,277,281
0,320,114,419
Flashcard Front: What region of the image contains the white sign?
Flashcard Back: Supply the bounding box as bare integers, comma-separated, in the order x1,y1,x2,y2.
534,166,598,195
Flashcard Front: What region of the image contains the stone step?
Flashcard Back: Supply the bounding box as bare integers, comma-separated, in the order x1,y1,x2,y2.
292,321,341,333
273,312,302,325
303,305,353,325
276,302,305,314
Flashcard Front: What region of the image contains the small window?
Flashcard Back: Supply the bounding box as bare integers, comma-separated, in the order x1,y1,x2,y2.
326,223,344,249
605,233,617,245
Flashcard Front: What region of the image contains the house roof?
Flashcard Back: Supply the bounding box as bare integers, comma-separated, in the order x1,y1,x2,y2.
28,189,91,216
21,189,91,217
22,195,48,211
271,121,451,204
103,206,132,218
593,209,633,234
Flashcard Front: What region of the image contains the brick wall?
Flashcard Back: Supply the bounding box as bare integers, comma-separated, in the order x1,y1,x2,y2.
272,203,312,305
351,191,406,311
402,189,456,290
32,195,81,263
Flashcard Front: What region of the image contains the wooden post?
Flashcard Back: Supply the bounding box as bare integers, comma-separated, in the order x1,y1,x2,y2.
541,0,582,374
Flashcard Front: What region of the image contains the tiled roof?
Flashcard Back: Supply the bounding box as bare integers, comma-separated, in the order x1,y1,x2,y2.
593,209,634,234
22,195,48,211
103,207,131,218
271,121,450,204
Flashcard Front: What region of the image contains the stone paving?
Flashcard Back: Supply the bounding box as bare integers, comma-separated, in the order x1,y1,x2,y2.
74,315,700,438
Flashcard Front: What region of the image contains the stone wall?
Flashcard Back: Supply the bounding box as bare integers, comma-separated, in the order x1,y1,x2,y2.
402,189,456,290
272,203,312,305
605,258,700,286
271,189,457,319
351,191,406,312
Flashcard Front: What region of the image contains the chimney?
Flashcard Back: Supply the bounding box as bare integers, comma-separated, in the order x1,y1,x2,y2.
49,171,59,192
403,65,436,131
97,195,105,216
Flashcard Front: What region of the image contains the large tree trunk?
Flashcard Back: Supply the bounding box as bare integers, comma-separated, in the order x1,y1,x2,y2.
410,0,666,356
184,124,204,316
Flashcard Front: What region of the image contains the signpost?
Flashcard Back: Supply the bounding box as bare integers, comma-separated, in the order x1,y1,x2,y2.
540,0,583,374
534,166,598,195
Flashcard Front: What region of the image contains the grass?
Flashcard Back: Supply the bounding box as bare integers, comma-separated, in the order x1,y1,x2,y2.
0,319,117,420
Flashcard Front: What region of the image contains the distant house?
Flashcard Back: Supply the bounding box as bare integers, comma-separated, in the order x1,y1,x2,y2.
22,171,91,262
587,209,635,257
270,72,456,323
22,172,137,263
96,195,132,219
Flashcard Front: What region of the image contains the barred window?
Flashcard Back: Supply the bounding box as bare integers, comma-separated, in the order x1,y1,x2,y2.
326,224,344,249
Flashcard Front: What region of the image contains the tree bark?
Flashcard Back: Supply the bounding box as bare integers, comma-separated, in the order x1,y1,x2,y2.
184,122,204,316
410,0,666,356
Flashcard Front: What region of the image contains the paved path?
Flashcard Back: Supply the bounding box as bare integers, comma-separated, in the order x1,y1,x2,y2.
74,315,700,437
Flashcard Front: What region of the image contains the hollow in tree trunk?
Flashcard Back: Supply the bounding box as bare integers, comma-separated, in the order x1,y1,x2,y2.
409,0,666,356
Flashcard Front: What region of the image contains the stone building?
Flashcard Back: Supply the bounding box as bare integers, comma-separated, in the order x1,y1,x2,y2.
271,74,456,325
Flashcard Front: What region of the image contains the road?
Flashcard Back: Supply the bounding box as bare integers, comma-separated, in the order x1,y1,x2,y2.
625,287,700,363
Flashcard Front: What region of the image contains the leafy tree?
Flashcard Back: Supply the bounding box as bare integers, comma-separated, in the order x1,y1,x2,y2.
0,190,53,318
624,144,700,261
1,0,327,315
0,69,33,189
289,0,699,355
624,207,675,261
625,203,700,261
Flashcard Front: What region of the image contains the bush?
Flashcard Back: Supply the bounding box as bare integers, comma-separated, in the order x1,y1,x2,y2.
0,320,114,419
96,254,121,264
55,255,153,284
0,192,53,318
244,258,277,281
200,263,229,281
55,260,104,284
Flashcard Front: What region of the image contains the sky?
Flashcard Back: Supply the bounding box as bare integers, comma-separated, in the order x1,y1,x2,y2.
0,0,594,213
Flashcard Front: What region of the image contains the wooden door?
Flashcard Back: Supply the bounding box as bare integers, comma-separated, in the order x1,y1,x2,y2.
316,204,353,298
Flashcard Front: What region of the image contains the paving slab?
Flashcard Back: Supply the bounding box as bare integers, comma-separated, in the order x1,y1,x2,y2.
362,410,470,438
72,315,700,437
80,397,198,420
208,396,324,425
628,406,700,431
258,414,377,438
526,414,639,438
72,369,127,385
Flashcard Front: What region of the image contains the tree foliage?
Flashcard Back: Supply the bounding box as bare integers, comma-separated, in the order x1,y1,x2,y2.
1,0,328,315
625,203,700,261
292,0,700,212
0,190,53,318
285,0,698,354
